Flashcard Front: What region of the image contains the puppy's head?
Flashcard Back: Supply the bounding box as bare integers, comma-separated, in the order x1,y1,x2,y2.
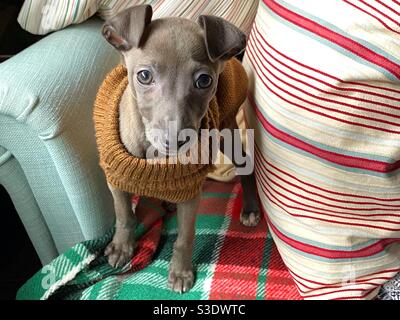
102,5,246,153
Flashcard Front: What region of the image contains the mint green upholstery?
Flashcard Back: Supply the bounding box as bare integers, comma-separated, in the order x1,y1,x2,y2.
0,18,120,264
0,146,57,264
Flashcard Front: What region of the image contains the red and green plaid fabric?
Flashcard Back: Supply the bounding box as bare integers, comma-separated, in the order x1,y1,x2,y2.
17,178,301,300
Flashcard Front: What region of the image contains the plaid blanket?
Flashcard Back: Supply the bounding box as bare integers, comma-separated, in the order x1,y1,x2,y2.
17,179,301,300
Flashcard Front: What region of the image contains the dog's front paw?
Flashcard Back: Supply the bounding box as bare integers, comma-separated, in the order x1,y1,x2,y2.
105,239,135,268
240,210,261,227
168,268,194,294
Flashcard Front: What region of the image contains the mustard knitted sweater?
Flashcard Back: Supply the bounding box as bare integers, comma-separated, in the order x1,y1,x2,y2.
93,58,248,203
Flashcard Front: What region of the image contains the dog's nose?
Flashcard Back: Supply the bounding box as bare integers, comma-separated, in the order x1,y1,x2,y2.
178,134,193,148
160,140,186,154
177,140,186,148
164,139,186,149
165,138,189,148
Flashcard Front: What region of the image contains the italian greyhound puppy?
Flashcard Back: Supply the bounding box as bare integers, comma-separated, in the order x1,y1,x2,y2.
101,5,260,293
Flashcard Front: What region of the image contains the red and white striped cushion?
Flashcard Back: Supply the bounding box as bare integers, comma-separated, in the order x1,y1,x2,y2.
17,0,259,35
243,0,400,300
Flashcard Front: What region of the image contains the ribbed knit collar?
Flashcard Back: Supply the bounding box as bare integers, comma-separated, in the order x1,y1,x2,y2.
93,59,247,202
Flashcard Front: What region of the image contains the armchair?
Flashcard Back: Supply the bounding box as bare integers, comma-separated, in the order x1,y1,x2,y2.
0,18,120,264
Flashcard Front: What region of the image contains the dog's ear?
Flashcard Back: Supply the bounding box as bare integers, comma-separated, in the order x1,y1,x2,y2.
198,15,247,62
102,5,153,51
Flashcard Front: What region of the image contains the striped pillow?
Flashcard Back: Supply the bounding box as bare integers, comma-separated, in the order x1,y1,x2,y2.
242,0,400,299
17,0,259,35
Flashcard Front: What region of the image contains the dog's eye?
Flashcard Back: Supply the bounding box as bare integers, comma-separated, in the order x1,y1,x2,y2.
137,70,153,85
195,74,212,89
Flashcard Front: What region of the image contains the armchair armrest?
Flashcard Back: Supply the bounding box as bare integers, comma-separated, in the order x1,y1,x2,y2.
0,18,121,252
0,17,120,138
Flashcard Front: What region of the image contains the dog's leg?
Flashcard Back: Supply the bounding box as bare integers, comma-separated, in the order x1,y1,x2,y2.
240,171,261,227
220,125,261,227
105,184,136,268
168,194,200,293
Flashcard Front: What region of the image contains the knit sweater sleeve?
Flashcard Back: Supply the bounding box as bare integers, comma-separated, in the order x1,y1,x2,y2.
216,58,249,131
